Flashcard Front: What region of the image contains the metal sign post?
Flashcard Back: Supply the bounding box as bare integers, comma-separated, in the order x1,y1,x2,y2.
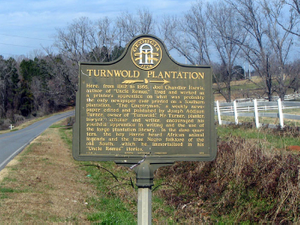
134,161,153,224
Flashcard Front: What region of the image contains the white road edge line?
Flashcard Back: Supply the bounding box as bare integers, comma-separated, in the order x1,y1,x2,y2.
0,136,38,170
0,111,74,170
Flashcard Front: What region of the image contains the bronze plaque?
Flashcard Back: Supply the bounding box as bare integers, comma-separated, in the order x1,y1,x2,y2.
72,35,217,165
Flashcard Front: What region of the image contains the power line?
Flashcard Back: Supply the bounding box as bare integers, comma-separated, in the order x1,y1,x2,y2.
0,33,53,41
0,42,36,48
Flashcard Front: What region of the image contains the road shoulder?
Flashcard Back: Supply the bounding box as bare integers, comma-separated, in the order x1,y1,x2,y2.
0,125,97,223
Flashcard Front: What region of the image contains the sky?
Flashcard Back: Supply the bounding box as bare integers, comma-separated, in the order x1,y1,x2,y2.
0,0,194,59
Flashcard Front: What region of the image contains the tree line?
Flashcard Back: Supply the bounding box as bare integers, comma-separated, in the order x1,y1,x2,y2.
1,0,300,128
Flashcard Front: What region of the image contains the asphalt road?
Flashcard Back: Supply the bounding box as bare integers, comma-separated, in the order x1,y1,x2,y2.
0,110,75,171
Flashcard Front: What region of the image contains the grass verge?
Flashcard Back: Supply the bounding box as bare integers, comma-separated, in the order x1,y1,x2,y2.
0,120,98,223
59,123,177,223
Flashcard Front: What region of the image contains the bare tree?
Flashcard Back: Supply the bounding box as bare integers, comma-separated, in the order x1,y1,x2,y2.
0,56,8,118
86,17,120,62
54,16,120,63
0,56,19,118
117,8,155,43
53,16,121,97
42,44,78,108
160,0,211,65
161,1,245,102
159,15,190,62
207,1,246,102
272,0,300,37
138,8,154,35
54,17,94,63
225,0,299,101
262,0,295,100
287,59,300,93
226,0,276,101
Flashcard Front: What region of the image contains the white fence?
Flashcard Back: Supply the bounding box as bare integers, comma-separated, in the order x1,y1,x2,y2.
215,99,300,128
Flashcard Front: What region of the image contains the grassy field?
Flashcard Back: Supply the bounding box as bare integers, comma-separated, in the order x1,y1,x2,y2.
214,76,299,101
218,115,300,127
216,107,300,127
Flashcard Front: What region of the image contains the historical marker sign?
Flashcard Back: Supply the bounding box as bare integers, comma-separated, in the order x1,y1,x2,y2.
73,35,217,166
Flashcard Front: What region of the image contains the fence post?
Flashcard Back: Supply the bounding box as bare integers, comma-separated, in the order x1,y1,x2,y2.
233,100,238,125
216,101,222,125
277,98,284,128
253,99,260,128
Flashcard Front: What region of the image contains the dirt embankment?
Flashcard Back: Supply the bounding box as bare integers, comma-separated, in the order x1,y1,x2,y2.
0,127,97,223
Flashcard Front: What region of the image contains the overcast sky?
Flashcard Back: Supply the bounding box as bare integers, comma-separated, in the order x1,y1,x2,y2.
0,0,194,59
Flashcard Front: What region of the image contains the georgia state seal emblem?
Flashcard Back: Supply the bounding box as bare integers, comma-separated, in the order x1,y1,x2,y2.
131,37,162,70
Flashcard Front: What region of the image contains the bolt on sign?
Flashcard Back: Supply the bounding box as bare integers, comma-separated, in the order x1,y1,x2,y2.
73,35,217,166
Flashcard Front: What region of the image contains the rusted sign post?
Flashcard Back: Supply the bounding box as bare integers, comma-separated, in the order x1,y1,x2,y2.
73,35,217,224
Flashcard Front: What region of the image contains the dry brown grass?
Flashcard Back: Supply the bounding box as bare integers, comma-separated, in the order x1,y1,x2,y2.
0,125,97,223
155,135,300,223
